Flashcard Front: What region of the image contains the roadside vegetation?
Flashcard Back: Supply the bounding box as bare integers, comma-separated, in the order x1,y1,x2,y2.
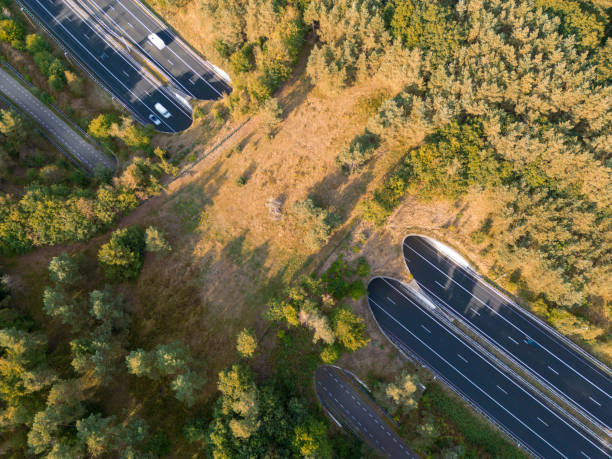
1,0,610,457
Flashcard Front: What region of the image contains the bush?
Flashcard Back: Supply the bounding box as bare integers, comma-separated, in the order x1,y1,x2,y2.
230,43,255,74
292,199,341,249
331,306,369,351
98,226,145,281
347,280,366,300
336,130,380,174
25,34,50,54
322,257,353,300
183,418,208,443
144,226,171,253
356,257,370,277
320,344,340,364
260,98,283,138
236,329,257,358
0,19,24,43
147,432,171,457
88,114,114,140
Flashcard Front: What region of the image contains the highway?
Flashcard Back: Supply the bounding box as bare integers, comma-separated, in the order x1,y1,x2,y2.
315,365,417,458
403,235,612,432
17,0,193,132
80,0,231,100
367,277,611,459
0,66,114,172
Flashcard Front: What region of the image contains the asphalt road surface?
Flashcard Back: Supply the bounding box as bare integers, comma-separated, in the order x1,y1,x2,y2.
315,365,417,458
403,235,612,432
81,0,231,100
0,66,114,172
367,277,611,459
18,0,192,132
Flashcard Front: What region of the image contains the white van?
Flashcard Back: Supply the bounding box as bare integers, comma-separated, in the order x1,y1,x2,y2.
154,102,171,118
147,33,166,50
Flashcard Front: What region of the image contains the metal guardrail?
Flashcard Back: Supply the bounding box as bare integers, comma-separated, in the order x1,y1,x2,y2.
417,280,612,441
415,286,612,451
480,279,612,379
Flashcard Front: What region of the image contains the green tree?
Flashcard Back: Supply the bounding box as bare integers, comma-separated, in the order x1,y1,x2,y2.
0,19,24,43
89,288,126,326
0,109,29,154
48,252,80,286
98,226,145,281
320,344,340,364
70,322,126,383
547,309,605,342
260,97,283,138
42,287,78,326
88,114,114,140
0,328,56,430
27,380,85,456
336,130,380,174
25,33,50,54
76,413,120,457
293,417,332,458
265,299,299,326
126,342,203,406
292,199,340,249
377,370,423,415
331,306,369,351
306,0,390,90
171,369,204,407
125,348,154,378
236,329,257,358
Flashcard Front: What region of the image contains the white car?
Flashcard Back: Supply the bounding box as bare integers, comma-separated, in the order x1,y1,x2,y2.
154,102,171,118
147,33,166,50
148,114,161,126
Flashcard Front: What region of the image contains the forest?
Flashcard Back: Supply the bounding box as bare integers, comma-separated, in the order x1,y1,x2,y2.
1,0,610,457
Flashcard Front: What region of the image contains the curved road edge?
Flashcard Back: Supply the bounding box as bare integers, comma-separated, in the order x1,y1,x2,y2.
314,365,418,458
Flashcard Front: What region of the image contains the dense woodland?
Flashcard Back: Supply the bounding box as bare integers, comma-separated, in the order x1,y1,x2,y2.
1,0,611,457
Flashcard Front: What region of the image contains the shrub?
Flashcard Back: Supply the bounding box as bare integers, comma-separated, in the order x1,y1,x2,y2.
320,344,340,364
260,98,283,138
347,280,366,300
230,43,255,74
88,114,114,140
144,226,171,253
292,199,341,249
183,418,208,443
25,34,50,54
0,19,24,43
322,257,352,299
356,257,370,277
98,226,145,281
336,130,380,174
331,306,369,351
236,329,257,358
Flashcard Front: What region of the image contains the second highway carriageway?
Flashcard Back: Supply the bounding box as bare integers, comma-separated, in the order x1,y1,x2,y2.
403,235,612,434
78,0,231,100
17,0,193,132
368,277,611,459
